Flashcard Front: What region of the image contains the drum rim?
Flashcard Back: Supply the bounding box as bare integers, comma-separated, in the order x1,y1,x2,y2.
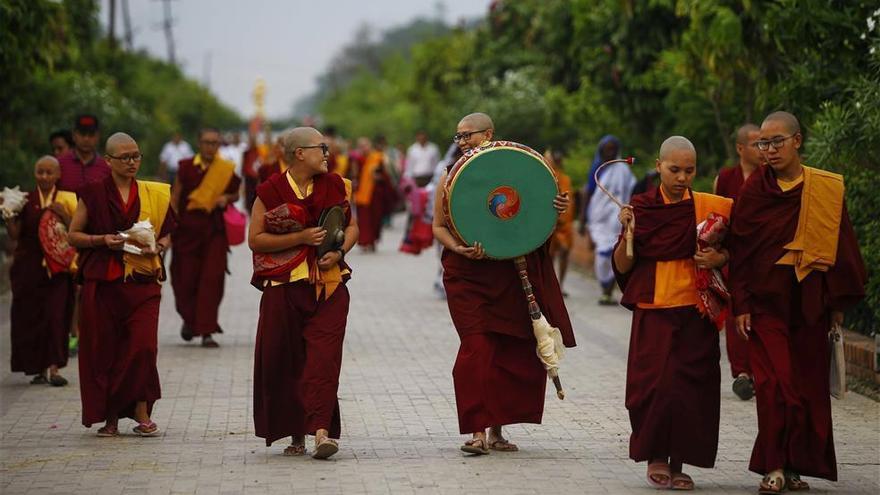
444,141,559,259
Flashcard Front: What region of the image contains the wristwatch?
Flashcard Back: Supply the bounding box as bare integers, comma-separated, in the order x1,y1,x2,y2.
336,248,345,261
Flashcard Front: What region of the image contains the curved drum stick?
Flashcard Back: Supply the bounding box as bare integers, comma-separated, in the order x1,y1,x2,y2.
593,157,635,258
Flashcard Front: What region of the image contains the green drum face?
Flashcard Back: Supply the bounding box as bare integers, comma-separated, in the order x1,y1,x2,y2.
445,142,558,259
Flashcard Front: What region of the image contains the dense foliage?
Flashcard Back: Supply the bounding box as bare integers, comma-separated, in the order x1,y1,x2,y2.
307,1,879,334
0,0,242,187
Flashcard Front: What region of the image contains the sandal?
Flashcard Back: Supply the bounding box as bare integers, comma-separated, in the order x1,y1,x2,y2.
460,437,490,455
96,424,119,437
785,471,810,491
671,472,695,491
488,438,519,452
759,472,786,494
647,461,672,489
283,444,306,456
30,374,48,385
132,421,160,437
312,436,339,460
201,335,219,348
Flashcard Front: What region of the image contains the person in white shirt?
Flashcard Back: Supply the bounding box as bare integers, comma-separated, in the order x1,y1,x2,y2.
404,131,440,187
158,132,194,185
220,132,247,176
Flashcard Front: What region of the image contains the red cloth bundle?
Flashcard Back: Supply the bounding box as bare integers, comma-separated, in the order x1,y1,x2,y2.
695,212,730,330
252,202,309,277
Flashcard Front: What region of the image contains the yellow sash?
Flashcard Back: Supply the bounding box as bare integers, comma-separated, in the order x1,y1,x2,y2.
123,181,171,281
54,191,78,218
776,165,844,281
639,190,733,309
186,154,235,212
353,151,383,206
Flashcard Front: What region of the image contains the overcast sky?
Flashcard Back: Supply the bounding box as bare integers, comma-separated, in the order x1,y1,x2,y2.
99,1,491,119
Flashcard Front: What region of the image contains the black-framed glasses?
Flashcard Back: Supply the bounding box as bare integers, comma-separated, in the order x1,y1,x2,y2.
753,134,797,151
107,152,143,163
298,143,330,156
453,129,488,142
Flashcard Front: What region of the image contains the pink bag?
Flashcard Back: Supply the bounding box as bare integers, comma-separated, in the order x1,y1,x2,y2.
223,204,247,246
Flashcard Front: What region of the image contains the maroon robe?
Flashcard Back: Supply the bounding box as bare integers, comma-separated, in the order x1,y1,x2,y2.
252,172,351,445
612,188,721,468
243,146,260,212
715,164,749,377
77,177,176,427
442,243,575,434
729,165,866,481
257,161,283,184
9,189,74,375
170,158,242,336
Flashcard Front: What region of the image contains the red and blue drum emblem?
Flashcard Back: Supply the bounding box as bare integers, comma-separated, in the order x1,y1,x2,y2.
487,186,521,220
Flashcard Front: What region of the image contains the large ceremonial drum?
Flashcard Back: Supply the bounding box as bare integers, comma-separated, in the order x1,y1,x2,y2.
443,141,559,259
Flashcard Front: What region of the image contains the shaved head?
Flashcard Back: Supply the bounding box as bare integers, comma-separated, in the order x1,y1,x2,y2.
658,136,696,161
458,112,494,130
762,111,801,134
279,127,322,162
736,124,760,144
105,132,137,155
35,155,60,171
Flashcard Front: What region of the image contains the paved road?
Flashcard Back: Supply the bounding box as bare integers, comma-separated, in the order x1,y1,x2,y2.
1,215,878,494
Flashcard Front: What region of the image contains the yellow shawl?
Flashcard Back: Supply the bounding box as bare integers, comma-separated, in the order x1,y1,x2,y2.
186,154,235,212
353,151,383,206
776,165,844,281
124,180,171,281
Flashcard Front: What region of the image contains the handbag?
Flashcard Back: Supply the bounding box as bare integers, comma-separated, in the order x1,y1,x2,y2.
223,204,247,246
829,323,846,399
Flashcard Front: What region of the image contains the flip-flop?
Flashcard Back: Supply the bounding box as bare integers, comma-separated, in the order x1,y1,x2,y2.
96,424,119,437
132,421,160,437
647,461,672,489
488,439,519,452
312,437,339,460
283,444,306,456
671,472,695,491
460,438,489,455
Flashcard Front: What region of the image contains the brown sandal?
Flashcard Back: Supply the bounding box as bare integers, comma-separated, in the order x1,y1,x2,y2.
96,424,119,437
759,473,786,494
488,438,518,452
312,436,339,459
647,461,671,489
671,472,695,491
785,471,810,491
460,437,489,455
283,444,306,456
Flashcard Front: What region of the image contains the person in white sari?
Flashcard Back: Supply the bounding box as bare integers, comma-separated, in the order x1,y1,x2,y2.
586,135,635,305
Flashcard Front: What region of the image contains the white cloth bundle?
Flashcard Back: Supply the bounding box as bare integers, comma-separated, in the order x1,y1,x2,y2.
0,186,29,220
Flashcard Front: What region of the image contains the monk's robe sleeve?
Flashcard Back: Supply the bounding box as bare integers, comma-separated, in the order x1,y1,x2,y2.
159,206,178,239
728,200,752,317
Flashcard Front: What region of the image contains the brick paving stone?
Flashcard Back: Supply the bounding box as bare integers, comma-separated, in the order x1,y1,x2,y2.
1,215,878,494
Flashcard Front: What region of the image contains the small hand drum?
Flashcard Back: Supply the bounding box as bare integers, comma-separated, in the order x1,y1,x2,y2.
317,206,346,258
443,141,559,259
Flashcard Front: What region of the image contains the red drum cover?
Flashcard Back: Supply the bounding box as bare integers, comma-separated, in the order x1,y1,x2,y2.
38,209,76,274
